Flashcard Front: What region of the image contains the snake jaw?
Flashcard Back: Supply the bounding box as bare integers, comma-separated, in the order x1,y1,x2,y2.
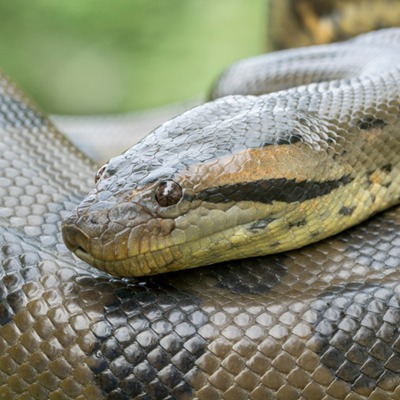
74,246,96,266
62,223,92,257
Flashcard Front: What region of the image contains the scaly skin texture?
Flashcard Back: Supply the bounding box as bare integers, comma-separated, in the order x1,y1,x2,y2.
63,30,400,277
2,29,400,400
268,0,400,50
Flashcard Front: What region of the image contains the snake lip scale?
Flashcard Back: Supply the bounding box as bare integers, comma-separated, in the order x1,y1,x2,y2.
62,28,400,278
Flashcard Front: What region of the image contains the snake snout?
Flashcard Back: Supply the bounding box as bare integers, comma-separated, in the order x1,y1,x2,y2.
62,224,91,256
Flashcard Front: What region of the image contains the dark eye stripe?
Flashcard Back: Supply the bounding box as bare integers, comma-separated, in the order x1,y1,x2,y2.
196,175,353,204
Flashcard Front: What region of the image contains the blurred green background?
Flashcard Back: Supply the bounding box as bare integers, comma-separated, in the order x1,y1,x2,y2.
0,1,266,115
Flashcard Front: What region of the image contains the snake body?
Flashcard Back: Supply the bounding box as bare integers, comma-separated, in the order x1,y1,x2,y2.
268,0,400,50
1,29,400,399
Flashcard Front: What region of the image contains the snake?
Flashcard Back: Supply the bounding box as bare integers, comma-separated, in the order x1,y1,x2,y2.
268,0,400,50
1,28,400,399
62,28,400,278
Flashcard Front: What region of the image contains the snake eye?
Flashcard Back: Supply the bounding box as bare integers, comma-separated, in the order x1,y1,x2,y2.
155,180,182,207
95,165,107,184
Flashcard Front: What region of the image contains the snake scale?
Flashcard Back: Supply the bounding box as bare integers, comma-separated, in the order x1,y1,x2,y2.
268,0,400,50
1,28,400,399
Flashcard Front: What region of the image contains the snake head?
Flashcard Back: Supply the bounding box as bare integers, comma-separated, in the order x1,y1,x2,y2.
62,94,359,277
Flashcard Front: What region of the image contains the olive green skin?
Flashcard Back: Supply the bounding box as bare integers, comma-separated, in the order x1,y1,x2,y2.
268,0,400,50
2,29,400,400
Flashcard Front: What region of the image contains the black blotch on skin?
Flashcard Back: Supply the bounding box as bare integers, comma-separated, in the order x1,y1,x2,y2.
0,303,13,326
288,219,307,228
270,241,281,247
311,284,396,391
197,175,353,205
87,280,208,398
249,217,276,232
263,132,302,147
207,254,288,295
339,206,355,216
106,165,118,177
359,117,386,130
334,149,348,161
277,134,302,145
382,164,392,173
0,233,44,326
365,168,391,187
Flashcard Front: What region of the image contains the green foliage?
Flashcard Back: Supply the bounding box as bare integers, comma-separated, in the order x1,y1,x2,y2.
0,0,265,114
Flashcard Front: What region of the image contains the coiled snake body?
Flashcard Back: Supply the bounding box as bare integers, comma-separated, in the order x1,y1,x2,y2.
1,29,400,399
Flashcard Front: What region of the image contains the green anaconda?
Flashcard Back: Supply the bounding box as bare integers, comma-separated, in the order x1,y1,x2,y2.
1,29,400,399
62,29,400,278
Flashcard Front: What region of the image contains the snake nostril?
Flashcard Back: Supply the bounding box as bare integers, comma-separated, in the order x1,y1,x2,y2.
61,224,91,255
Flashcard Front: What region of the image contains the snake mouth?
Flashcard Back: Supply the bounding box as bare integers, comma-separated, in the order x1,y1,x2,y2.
62,224,100,268
62,224,94,259
62,223,131,274
73,247,97,267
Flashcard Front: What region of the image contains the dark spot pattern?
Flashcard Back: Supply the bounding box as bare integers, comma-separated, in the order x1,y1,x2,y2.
339,206,355,216
249,217,276,232
86,280,208,399
288,218,307,228
270,241,281,247
264,132,303,147
207,255,287,295
277,133,303,145
382,164,392,173
311,284,400,397
359,118,387,130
